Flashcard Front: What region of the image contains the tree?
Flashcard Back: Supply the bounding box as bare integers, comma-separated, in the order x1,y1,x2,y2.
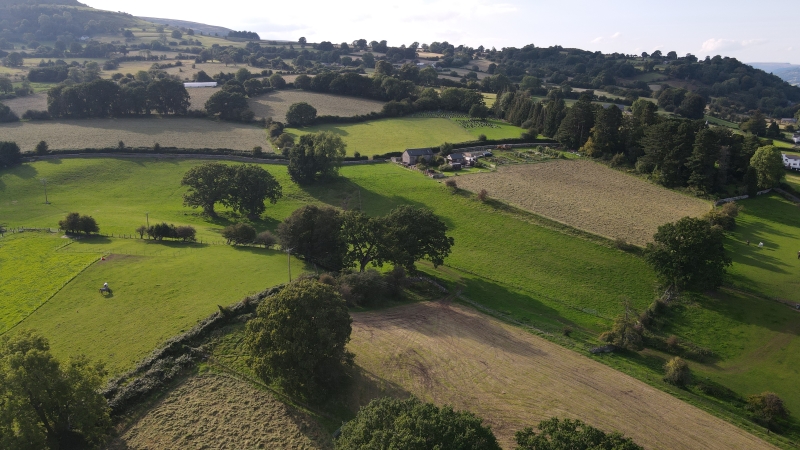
0,78,13,94
78,215,99,235
663,357,691,386
225,164,283,219
135,225,147,239
0,103,18,123
600,302,643,351
740,110,767,136
254,230,277,248
245,279,353,400
685,128,719,193
0,141,22,167
181,163,231,217
341,210,387,272
205,90,251,121
747,392,789,428
469,103,490,119
268,73,286,89
337,397,501,450
287,131,347,184
285,102,317,127
749,145,783,189
0,330,111,449
582,105,622,158
298,37,307,47
555,95,595,149
35,141,48,155
171,30,182,39
382,205,454,272
174,225,196,242
221,222,256,245
277,205,346,270
644,217,731,291
515,418,643,450
146,78,189,115
3,52,23,67
677,93,706,120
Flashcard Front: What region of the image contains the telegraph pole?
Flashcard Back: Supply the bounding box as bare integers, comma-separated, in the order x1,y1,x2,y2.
145,212,149,228
285,247,294,282
40,178,49,204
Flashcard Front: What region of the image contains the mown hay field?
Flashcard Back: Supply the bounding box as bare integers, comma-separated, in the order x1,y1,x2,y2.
109,374,331,450
2,93,47,116
248,90,385,121
0,118,267,151
457,160,711,246
350,301,776,450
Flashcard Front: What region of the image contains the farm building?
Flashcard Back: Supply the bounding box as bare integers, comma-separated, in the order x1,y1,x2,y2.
402,148,434,165
184,82,218,88
783,153,800,170
447,152,467,164
781,118,798,125
794,134,800,144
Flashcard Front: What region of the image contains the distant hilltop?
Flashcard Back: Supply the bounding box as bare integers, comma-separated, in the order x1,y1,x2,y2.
747,62,800,86
137,17,233,37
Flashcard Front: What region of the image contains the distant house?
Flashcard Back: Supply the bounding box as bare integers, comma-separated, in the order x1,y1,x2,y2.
794,134,800,144
781,118,798,125
402,148,434,165
446,152,466,164
184,82,218,88
783,153,800,170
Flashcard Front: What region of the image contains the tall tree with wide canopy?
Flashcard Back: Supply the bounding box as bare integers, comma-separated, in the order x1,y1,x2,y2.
181,162,231,217
287,131,347,184
225,164,283,219
555,94,596,149
382,206,454,272
749,145,784,189
277,205,346,270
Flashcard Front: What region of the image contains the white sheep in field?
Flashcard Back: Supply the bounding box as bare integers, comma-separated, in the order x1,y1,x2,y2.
758,242,764,248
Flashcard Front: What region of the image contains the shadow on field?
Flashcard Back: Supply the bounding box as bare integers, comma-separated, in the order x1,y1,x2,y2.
11,164,38,179
300,176,429,218
728,241,791,275
45,158,62,164
203,212,281,232
694,289,799,335
739,195,800,230
342,365,411,414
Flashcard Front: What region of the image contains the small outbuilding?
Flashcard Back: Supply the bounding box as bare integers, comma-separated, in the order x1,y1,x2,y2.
402,148,434,165
184,82,218,88
783,153,800,170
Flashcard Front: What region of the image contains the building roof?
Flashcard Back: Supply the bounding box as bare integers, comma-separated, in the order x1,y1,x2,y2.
448,152,466,160
184,82,218,88
783,153,800,160
404,148,434,156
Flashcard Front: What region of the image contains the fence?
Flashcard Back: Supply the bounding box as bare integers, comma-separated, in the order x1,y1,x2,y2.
713,189,773,206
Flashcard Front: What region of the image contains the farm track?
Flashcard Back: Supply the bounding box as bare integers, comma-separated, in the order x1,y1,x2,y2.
108,374,331,450
349,301,776,450
456,160,711,246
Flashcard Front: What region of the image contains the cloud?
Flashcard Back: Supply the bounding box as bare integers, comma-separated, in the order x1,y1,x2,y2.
591,32,621,44
700,38,767,53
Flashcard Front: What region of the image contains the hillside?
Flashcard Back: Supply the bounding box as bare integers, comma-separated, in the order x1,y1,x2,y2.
137,16,233,37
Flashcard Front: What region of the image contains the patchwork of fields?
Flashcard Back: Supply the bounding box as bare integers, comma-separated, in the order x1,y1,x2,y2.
456,160,711,246
0,118,267,151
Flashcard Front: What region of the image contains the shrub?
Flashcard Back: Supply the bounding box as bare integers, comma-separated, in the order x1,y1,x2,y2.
444,178,458,191
477,133,487,141
666,335,679,350
609,152,626,167
747,392,789,428
118,141,125,150
0,103,18,123
0,141,22,168
600,306,643,350
222,222,257,245
562,326,573,337
35,140,48,155
21,109,51,120
174,225,196,242
153,143,161,151
338,270,388,307
477,189,488,202
318,273,336,286
58,212,99,235
663,357,691,386
135,225,147,239
705,202,740,231
254,230,277,248
253,146,262,155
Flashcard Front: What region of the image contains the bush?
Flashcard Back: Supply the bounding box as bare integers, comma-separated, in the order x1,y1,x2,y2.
444,178,458,191
222,222,257,245
747,392,789,428
35,140,48,155
174,225,196,242
663,357,691,386
0,102,18,123
609,152,626,167
254,230,277,248
477,189,488,202
21,109,51,120
58,212,99,235
338,270,388,307
253,146,263,156
477,133,487,141
705,202,740,231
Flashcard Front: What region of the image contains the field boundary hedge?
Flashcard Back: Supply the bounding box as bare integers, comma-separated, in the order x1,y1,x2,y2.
23,151,390,165
102,285,285,416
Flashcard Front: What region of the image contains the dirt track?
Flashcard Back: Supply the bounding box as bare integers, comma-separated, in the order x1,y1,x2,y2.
349,301,775,450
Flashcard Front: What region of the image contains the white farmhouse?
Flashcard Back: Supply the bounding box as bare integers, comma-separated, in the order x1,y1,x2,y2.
783,153,800,171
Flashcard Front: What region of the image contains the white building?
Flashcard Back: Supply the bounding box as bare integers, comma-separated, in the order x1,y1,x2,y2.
782,153,800,170
183,82,218,88
794,134,800,144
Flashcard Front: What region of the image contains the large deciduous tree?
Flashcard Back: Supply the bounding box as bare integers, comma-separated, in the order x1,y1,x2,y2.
749,145,784,189
0,330,111,450
225,164,283,219
245,280,353,401
204,90,251,121
515,418,643,450
285,102,317,126
644,216,731,291
287,131,347,184
146,78,190,115
336,396,501,450
0,141,22,167
341,210,386,272
277,205,346,270
382,205,454,272
181,162,231,217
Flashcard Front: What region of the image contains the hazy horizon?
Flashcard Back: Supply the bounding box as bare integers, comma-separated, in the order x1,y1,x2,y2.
82,0,800,64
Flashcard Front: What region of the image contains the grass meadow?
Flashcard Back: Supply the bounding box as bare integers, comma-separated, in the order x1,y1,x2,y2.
287,117,525,156
3,158,800,444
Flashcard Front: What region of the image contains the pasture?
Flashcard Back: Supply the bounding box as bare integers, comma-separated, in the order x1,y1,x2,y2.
1,92,47,116
109,374,331,449
288,117,524,156
248,90,385,121
0,118,267,151
455,159,711,246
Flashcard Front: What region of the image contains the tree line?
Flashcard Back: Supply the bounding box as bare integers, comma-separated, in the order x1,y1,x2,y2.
496,92,786,195
46,78,190,118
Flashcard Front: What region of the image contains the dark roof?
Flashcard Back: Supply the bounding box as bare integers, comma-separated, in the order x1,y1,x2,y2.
784,154,800,160
448,152,466,160
404,148,434,156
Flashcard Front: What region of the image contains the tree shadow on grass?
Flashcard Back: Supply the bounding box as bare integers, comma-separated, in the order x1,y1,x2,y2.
44,158,62,164
11,163,38,179
739,194,800,230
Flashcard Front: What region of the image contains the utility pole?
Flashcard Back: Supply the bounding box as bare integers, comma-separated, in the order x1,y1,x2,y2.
285,247,294,282
40,178,49,204
145,212,149,228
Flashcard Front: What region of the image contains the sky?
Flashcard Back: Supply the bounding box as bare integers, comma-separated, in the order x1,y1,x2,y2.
82,0,800,64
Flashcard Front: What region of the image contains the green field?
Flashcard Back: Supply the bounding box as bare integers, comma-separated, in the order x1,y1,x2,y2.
287,117,525,156
4,157,800,440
